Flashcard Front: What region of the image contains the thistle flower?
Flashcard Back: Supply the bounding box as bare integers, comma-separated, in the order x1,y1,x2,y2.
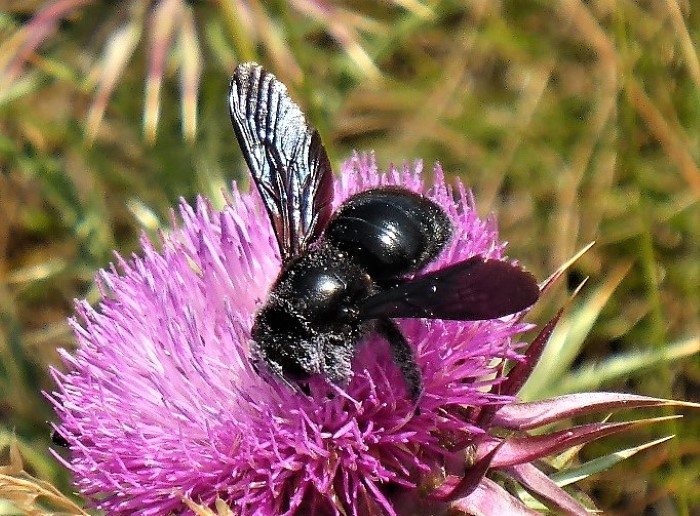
49,154,685,515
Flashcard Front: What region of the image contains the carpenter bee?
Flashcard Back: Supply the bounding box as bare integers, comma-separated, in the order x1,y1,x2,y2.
228,63,539,401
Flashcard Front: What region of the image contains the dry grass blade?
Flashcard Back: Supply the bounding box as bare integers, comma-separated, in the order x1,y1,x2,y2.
179,5,202,143
386,0,433,20
218,0,254,62
663,0,700,88
144,0,184,144
85,19,142,142
479,62,554,212
0,0,93,90
625,79,700,196
0,441,87,515
246,0,302,84
291,0,380,79
559,0,700,197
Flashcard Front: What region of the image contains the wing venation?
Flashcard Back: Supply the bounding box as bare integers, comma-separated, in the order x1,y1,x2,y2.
229,63,334,262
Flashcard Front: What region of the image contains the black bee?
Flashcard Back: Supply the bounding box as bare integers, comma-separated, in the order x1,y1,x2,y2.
51,427,70,447
228,63,539,401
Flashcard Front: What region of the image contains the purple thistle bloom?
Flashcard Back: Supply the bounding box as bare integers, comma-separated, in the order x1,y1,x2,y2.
49,154,678,515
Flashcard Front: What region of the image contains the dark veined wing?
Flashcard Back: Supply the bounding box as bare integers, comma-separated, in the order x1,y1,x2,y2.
360,256,539,321
229,63,334,262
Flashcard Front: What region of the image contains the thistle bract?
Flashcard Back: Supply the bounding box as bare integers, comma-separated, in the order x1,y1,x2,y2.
50,154,678,515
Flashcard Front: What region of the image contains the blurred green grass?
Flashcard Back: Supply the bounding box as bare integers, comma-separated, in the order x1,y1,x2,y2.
0,0,698,514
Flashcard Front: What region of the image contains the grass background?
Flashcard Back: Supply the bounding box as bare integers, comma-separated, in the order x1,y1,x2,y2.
0,1,698,514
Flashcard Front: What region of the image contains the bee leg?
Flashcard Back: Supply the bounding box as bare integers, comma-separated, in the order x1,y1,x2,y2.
376,318,423,403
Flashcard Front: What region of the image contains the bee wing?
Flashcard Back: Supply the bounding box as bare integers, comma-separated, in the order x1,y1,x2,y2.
359,256,539,321
229,63,334,263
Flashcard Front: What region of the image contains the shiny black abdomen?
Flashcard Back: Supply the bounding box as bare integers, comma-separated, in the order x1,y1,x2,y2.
326,188,453,279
